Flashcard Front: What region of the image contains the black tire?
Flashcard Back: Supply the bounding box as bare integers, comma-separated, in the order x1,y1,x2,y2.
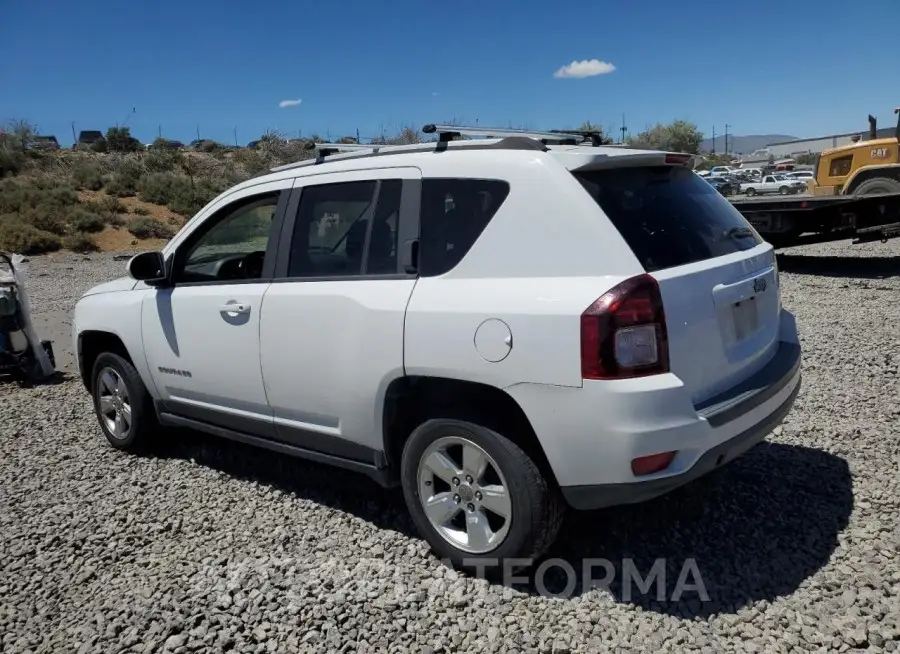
746,187,756,196
91,352,156,452
779,186,789,195
401,418,564,573
851,176,900,196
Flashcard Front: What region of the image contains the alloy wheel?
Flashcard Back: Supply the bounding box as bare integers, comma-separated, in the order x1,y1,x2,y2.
416,436,512,554
97,367,132,440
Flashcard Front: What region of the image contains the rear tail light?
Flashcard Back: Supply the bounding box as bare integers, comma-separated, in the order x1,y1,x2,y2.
580,274,669,380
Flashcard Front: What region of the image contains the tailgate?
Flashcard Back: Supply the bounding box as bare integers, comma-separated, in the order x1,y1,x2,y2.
653,246,780,403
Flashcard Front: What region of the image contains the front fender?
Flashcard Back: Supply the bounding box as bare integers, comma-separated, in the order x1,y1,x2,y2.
73,289,159,399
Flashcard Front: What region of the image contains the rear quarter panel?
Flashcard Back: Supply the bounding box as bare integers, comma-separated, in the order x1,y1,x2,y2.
403,152,644,389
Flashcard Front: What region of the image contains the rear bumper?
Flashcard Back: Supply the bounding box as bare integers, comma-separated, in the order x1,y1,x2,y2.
560,372,800,510
506,310,802,510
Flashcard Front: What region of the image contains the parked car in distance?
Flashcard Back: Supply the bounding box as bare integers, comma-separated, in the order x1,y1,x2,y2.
71,130,802,568
705,175,737,196
709,166,737,177
741,173,807,196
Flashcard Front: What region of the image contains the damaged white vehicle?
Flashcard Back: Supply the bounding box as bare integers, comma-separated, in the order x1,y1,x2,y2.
0,252,55,383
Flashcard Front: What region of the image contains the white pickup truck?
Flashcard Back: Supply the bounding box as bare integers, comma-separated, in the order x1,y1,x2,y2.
740,174,807,197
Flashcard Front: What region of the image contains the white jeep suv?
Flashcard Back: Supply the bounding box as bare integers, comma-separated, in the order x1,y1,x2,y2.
72,127,802,568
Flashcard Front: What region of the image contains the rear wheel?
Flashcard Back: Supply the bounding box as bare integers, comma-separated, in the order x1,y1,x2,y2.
779,186,789,195
852,177,900,196
746,187,756,196
401,418,564,572
91,352,156,452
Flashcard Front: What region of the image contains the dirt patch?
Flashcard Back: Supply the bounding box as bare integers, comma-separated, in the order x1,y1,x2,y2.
92,226,168,253
74,191,186,252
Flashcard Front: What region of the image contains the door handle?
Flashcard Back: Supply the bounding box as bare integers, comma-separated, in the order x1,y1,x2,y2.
219,302,251,315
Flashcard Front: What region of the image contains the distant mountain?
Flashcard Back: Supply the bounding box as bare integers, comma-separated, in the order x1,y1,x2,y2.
699,134,798,155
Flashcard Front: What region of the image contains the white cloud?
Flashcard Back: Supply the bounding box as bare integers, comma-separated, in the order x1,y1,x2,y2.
278,98,302,108
432,91,440,96
553,59,616,79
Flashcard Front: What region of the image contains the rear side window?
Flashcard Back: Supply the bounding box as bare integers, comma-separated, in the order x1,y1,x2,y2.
573,166,762,273
419,178,510,276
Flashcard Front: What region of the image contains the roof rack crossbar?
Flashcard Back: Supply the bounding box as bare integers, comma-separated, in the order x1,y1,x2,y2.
422,123,585,145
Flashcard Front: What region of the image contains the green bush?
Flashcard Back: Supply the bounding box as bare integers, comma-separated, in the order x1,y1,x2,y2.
106,173,137,197
233,149,269,176
68,209,106,233
144,148,181,173
138,172,190,206
23,208,69,235
166,176,225,216
0,221,61,254
100,194,126,213
0,182,78,214
91,139,108,153
131,205,151,215
106,212,127,227
0,149,25,177
128,216,174,239
47,186,79,207
62,232,98,253
72,164,104,191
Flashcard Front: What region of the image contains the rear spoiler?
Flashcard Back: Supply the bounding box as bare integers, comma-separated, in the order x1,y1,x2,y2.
569,151,694,173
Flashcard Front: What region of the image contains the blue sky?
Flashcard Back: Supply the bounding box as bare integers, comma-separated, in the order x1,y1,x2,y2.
2,0,898,147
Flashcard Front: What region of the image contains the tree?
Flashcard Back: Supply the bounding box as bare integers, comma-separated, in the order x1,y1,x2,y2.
2,119,36,152
628,120,703,154
105,126,141,152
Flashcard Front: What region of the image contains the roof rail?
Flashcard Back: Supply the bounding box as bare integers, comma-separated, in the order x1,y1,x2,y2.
269,142,400,171
422,123,584,145
267,131,556,174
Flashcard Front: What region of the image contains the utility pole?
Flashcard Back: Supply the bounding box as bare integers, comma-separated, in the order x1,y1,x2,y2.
196,125,201,142
158,124,162,138
724,124,730,154
712,125,716,154
233,126,238,147
620,113,627,144
71,121,77,146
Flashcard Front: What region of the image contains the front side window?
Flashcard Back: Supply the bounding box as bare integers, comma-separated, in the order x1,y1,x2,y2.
287,179,402,278
174,194,279,283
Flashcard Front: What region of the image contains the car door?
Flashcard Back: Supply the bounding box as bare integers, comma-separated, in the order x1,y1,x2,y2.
141,179,292,438
762,175,775,194
259,167,421,464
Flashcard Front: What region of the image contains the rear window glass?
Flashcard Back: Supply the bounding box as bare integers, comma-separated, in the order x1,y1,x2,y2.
573,166,763,272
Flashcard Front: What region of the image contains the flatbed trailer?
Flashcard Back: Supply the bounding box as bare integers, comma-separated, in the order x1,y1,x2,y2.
730,192,900,247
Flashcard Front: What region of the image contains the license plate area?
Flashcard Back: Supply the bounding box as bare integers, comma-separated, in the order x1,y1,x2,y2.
732,296,760,341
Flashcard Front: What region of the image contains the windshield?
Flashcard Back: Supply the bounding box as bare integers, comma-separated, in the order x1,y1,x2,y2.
574,166,763,273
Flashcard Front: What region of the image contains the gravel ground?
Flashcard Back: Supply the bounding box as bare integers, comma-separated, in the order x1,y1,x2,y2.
2,243,900,654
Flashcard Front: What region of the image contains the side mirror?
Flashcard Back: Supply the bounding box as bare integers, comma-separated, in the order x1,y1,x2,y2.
127,251,167,285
